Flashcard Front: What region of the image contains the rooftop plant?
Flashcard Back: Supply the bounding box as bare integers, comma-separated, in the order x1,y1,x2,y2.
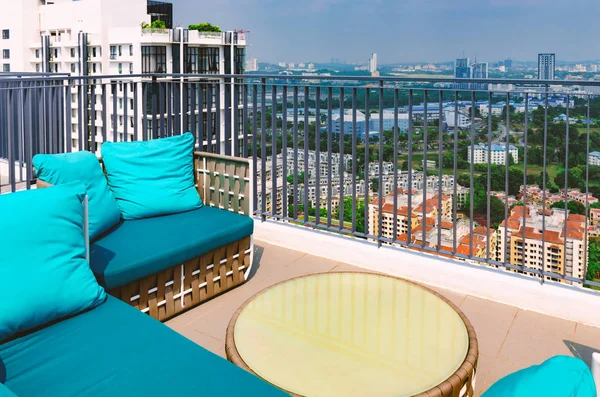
188,23,221,33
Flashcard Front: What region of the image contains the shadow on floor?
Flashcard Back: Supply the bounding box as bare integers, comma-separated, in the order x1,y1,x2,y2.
247,244,264,281
564,340,600,368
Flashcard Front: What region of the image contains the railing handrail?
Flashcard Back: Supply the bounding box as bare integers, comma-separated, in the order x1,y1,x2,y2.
1,72,600,87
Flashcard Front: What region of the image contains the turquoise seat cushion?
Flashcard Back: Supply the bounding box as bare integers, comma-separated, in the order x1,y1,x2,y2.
101,132,202,220
90,206,253,289
482,355,596,397
0,184,106,342
0,296,287,397
33,151,121,240
0,384,16,397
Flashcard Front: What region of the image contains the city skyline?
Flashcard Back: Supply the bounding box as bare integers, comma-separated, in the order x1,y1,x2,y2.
173,0,600,63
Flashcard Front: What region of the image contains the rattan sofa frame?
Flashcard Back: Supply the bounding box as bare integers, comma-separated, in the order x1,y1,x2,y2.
36,151,254,322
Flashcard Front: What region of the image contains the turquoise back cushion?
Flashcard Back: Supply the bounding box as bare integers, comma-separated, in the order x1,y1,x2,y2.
101,132,202,220
0,183,106,342
482,356,596,397
33,151,121,240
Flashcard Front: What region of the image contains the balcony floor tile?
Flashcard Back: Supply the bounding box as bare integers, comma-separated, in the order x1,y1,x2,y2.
164,239,600,397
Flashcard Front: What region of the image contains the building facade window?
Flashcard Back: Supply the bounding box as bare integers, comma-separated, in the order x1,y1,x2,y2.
141,46,166,73
2,49,8,59
118,63,123,74
129,63,133,74
129,45,133,56
119,98,123,109
118,45,122,56
199,47,219,73
3,63,10,72
35,64,40,72
235,47,246,74
110,45,116,59
71,63,76,72
70,48,75,57
35,49,40,58
2,30,9,40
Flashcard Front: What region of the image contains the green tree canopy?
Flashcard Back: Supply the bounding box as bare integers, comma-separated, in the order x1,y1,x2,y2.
188,23,222,32
550,200,586,215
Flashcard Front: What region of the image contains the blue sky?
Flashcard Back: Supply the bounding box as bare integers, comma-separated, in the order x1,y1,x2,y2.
173,0,600,64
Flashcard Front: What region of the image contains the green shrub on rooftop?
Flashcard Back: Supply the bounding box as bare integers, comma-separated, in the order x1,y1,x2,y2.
188,23,221,33
141,20,166,29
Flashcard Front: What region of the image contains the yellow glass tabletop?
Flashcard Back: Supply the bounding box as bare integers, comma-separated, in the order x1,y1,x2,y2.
232,273,469,397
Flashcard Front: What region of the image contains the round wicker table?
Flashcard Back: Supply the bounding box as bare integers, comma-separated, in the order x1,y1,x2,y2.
226,272,478,397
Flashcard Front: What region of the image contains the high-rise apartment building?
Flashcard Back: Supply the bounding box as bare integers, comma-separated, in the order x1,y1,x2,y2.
538,53,556,80
504,58,512,70
471,62,489,90
497,205,587,283
454,58,471,79
471,62,488,79
369,53,378,74
0,0,247,152
246,58,258,72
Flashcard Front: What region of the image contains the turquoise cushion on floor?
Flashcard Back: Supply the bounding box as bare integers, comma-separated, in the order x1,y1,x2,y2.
101,132,202,220
0,384,17,397
482,356,596,397
90,206,253,289
33,151,121,241
0,296,287,397
0,184,106,343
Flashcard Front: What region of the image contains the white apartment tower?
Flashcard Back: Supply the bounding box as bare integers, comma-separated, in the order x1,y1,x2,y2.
0,0,247,152
369,53,377,74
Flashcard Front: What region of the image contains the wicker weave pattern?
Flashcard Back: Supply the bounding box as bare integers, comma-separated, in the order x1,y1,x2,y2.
110,237,251,322
195,152,251,217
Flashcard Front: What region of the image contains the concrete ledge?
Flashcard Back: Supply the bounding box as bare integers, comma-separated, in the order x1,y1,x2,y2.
254,219,600,328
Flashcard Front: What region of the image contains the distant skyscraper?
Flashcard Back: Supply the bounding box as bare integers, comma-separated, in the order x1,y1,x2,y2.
538,54,556,80
369,53,378,73
471,62,488,79
246,58,258,72
504,58,512,70
471,62,489,90
454,58,471,79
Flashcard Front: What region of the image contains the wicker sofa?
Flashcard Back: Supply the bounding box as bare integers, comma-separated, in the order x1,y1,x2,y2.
0,150,289,396
38,151,254,321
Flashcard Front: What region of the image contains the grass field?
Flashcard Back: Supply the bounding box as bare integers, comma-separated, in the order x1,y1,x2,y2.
513,163,562,179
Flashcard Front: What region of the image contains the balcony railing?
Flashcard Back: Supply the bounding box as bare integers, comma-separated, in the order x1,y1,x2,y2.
1,72,600,290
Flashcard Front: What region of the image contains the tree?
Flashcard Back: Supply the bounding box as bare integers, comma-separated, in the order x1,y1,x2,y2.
551,200,586,215
370,178,379,194
438,152,454,169
287,172,304,184
188,23,222,32
464,190,506,226
333,197,366,233
587,238,600,281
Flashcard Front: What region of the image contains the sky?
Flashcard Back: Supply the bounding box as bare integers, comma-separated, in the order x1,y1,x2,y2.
172,0,600,65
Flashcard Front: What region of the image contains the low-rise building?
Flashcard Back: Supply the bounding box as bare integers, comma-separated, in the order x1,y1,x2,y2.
468,143,518,165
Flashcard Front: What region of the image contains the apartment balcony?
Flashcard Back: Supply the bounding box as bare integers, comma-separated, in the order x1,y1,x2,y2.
2,73,600,396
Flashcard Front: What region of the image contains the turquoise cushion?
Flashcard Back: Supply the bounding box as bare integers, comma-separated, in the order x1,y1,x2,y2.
0,384,17,397
90,206,253,289
482,356,596,397
0,296,287,397
33,151,121,241
101,132,202,220
0,184,106,343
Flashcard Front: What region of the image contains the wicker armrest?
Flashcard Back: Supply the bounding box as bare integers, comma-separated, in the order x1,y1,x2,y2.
194,152,253,217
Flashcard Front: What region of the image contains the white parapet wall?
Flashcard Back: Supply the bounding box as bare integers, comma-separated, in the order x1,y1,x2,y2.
254,219,600,328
